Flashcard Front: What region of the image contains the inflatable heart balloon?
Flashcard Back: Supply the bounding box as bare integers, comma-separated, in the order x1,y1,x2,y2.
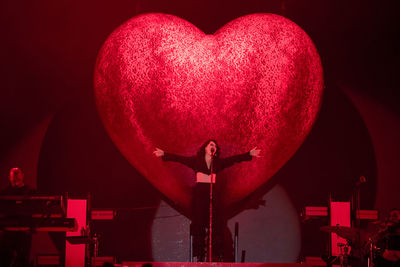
94,13,323,213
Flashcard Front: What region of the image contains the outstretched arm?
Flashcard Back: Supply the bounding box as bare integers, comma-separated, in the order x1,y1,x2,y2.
249,147,261,157
153,148,196,170
219,147,261,170
153,148,165,157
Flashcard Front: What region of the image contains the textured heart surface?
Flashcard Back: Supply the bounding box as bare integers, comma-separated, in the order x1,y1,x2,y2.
94,13,323,212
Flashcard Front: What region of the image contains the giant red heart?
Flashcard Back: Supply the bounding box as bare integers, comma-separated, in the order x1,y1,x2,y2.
94,13,323,213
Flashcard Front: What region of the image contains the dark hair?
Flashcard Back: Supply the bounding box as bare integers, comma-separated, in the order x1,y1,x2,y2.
197,139,221,158
9,167,24,179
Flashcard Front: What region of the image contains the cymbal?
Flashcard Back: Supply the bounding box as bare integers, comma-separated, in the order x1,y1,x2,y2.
320,225,360,240
370,220,388,226
370,220,400,228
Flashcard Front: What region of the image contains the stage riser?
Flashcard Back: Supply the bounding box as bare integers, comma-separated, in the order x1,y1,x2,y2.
121,263,312,267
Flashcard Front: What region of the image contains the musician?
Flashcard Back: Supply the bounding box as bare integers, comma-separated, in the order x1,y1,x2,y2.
388,209,400,225
0,167,35,267
154,140,260,261
1,167,34,195
381,209,400,264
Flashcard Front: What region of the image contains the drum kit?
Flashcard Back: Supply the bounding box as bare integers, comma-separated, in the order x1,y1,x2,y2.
320,219,400,267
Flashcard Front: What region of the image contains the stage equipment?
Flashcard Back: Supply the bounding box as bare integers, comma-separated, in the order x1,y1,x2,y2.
208,152,215,262
0,195,77,232
234,222,239,263
330,201,352,258
303,176,379,267
356,210,378,220
91,209,115,220
361,219,400,266
320,226,361,243
0,195,66,217
122,263,312,267
301,206,328,222
65,197,89,267
320,217,400,267
0,216,76,232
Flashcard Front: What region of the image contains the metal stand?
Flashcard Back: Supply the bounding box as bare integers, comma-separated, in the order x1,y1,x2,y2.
208,155,214,262
189,234,193,262
338,242,350,267
92,233,98,267
368,237,375,267
234,222,239,262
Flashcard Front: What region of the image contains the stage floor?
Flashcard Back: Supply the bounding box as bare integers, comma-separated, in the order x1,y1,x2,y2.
120,262,312,267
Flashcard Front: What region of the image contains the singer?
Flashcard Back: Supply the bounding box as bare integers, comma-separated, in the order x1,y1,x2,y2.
153,140,260,261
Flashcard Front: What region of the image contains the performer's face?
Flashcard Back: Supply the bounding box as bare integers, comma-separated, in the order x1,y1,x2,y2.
389,210,400,223
205,141,217,155
9,168,24,187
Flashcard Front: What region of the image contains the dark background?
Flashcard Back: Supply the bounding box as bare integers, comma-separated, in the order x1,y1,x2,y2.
1,0,399,263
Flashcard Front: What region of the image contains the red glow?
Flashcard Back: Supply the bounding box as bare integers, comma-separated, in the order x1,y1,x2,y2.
94,13,323,212
330,202,351,256
66,199,87,267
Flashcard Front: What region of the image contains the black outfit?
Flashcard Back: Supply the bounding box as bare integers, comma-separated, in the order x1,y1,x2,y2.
0,184,33,196
386,223,400,251
162,152,252,261
0,185,35,267
374,223,400,267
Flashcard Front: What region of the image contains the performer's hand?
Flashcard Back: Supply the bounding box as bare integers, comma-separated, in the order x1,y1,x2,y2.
153,148,165,157
249,147,261,157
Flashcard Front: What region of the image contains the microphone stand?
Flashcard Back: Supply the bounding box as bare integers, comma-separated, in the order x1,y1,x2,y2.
353,177,365,231
352,176,365,264
208,152,215,262
353,181,361,229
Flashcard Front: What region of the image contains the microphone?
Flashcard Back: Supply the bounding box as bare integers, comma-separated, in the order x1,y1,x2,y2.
211,147,215,155
356,176,366,186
